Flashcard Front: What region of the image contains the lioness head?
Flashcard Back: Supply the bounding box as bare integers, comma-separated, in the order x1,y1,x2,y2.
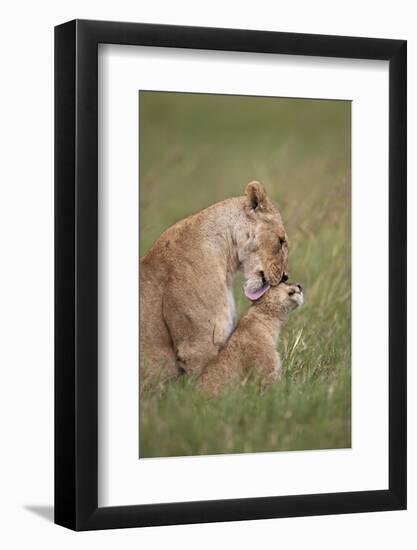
238,181,289,301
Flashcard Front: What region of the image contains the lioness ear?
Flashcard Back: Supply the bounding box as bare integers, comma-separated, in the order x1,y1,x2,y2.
245,181,267,211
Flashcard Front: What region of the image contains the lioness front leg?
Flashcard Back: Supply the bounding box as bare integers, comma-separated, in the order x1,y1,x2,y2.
175,336,220,377
162,284,235,376
168,318,232,377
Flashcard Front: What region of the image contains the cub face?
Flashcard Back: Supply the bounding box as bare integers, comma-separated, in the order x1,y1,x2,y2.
268,282,304,311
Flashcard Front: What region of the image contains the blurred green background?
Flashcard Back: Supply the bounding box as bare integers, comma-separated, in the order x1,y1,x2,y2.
139,91,351,457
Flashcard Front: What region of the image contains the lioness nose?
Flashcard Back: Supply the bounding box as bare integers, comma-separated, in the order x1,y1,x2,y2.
296,283,303,292
281,272,288,282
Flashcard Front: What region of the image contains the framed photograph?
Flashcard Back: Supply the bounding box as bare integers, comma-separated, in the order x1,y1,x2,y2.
55,19,406,530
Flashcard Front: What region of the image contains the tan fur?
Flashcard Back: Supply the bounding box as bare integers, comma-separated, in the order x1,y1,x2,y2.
197,283,303,396
140,181,288,390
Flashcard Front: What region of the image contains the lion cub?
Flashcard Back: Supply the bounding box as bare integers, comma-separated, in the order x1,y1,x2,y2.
197,282,303,395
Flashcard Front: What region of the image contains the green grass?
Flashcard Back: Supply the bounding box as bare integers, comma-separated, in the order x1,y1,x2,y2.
139,92,351,457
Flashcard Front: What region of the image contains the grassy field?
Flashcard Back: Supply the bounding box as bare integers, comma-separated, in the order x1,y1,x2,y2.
139,91,351,457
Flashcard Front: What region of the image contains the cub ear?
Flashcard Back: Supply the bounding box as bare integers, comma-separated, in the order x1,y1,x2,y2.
245,181,267,211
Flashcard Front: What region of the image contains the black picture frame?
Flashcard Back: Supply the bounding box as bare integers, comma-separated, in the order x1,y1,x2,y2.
55,19,407,531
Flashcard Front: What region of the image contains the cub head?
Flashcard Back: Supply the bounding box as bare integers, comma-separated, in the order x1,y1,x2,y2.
256,282,304,315
238,181,289,301
273,282,304,310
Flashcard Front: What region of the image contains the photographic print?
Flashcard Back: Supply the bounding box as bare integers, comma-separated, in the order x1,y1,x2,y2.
139,91,351,458
55,21,406,529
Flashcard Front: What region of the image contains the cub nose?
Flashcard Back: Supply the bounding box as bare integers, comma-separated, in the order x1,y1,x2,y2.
281,272,289,282
296,283,303,292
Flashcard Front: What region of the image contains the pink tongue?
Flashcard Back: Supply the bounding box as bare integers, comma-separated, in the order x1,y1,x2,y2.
244,283,270,301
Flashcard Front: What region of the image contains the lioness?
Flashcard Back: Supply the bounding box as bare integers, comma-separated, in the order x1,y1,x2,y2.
140,181,289,388
197,282,303,395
